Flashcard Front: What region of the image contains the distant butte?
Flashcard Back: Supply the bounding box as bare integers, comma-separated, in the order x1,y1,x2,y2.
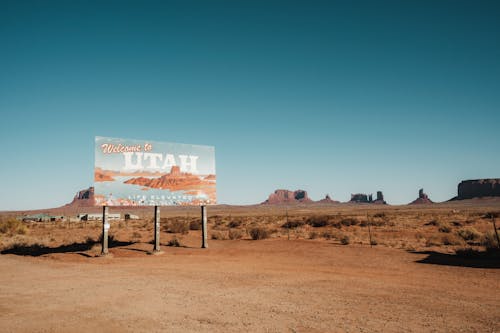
262,189,312,204
409,188,433,204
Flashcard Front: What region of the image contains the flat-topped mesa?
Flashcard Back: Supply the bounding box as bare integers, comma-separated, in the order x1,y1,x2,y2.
263,189,313,204
350,193,372,203
457,179,500,199
409,188,433,204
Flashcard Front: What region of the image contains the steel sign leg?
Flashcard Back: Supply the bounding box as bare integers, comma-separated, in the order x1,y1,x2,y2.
201,205,208,248
154,205,161,252
101,206,109,256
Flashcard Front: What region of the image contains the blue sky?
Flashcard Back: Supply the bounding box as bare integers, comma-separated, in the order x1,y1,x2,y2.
1,0,499,210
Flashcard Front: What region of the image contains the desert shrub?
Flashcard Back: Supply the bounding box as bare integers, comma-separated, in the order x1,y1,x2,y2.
370,238,378,246
373,212,386,218
189,220,201,230
425,235,442,247
329,221,342,229
228,220,242,228
457,227,482,242
282,220,305,228
451,221,463,227
228,229,243,240
321,230,334,239
340,235,350,245
309,231,319,239
306,216,329,228
167,237,181,247
249,227,270,240
425,220,440,226
166,220,189,234
211,231,227,240
438,224,451,233
0,218,28,235
415,232,425,240
483,211,500,219
131,231,141,242
442,234,464,246
482,231,499,250
340,218,359,227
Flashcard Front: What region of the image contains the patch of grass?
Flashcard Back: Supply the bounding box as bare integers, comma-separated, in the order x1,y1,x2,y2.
281,220,305,229
249,227,270,240
211,231,227,240
228,220,242,228
425,220,440,226
167,237,181,247
373,212,386,218
131,231,141,242
340,235,350,245
166,220,189,234
306,216,329,228
426,235,442,247
483,211,500,219
189,220,201,230
0,218,28,235
340,218,359,227
482,231,499,250
438,224,451,233
228,229,243,240
442,234,464,246
309,231,319,239
457,227,482,242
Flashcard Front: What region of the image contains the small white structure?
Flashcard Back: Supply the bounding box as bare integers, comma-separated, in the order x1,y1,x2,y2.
125,213,139,220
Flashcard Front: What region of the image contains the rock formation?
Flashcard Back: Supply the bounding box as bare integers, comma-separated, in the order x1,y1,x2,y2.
263,189,313,204
350,193,372,203
456,179,500,199
409,188,433,204
318,194,339,204
65,187,95,207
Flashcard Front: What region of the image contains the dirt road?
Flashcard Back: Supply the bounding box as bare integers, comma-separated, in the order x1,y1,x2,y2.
0,239,498,332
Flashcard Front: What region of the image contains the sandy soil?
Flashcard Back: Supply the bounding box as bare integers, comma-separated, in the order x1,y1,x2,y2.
1,237,499,333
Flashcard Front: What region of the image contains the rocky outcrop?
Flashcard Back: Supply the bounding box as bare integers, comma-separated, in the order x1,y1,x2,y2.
318,194,339,204
349,192,386,204
350,193,372,203
457,179,500,199
409,188,433,204
65,187,95,207
263,189,313,204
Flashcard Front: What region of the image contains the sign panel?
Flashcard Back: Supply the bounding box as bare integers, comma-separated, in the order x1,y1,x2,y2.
94,136,216,206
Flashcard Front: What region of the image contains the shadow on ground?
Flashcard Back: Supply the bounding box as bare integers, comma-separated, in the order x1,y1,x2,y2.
1,238,133,257
411,249,500,269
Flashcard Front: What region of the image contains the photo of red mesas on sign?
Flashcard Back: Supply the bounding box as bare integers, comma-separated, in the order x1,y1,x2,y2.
94,136,216,206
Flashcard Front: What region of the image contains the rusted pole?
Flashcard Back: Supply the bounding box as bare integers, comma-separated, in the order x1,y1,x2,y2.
201,205,208,248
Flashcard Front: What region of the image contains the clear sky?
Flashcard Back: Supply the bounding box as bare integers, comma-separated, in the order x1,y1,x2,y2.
1,0,499,210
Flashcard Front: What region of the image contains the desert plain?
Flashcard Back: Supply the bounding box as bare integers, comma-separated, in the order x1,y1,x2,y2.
1,200,499,332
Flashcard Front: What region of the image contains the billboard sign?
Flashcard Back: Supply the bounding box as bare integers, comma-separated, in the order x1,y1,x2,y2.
94,136,216,206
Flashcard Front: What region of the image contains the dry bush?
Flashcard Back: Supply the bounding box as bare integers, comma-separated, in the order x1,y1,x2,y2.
457,227,482,242
249,227,270,240
426,235,442,247
228,220,242,228
370,238,378,246
189,220,201,230
373,212,386,218
340,218,359,227
340,235,350,245
282,220,305,229
438,224,452,233
211,231,227,240
442,234,464,246
228,229,243,240
167,237,181,247
483,211,500,219
309,231,319,239
415,232,425,240
0,218,28,235
166,220,189,234
321,230,334,239
425,220,440,226
306,216,330,228
482,231,499,250
131,231,141,242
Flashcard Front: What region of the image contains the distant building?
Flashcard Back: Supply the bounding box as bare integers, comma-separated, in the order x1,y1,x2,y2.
79,213,121,221
125,214,139,220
